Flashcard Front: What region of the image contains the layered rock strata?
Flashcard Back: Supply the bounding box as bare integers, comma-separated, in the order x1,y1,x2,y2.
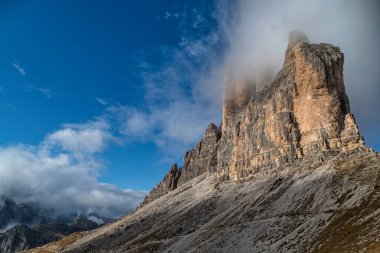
219,32,366,180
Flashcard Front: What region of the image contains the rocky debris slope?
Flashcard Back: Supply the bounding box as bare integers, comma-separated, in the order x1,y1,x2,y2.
0,216,99,253
24,152,380,253
23,32,379,252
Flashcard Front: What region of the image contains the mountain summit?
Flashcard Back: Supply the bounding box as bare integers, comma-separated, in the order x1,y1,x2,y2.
141,31,369,204
25,32,380,253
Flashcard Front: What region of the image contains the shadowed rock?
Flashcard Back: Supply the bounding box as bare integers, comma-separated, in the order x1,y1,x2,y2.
140,124,221,207
0,216,98,253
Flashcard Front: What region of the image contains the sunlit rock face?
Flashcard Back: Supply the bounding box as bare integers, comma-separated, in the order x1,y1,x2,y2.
141,31,369,205
218,31,366,180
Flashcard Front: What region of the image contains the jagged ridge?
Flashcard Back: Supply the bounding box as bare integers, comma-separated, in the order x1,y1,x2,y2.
141,31,368,206
140,123,221,207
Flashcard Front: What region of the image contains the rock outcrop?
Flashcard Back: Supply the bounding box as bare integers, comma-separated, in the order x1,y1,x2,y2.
25,32,379,253
140,123,221,207
139,163,181,206
178,123,221,185
219,31,366,180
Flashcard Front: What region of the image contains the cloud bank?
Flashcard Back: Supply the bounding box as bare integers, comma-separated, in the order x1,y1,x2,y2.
114,0,379,157
219,0,380,145
0,120,146,218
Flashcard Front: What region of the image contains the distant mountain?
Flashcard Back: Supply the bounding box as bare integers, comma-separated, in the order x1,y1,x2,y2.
23,32,380,253
0,197,105,253
0,216,98,253
0,198,44,230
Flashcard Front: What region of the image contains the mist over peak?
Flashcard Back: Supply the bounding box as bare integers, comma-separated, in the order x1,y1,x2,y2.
215,0,379,150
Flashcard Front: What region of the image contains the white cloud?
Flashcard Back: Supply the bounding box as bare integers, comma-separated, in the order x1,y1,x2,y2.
11,59,26,76
25,85,52,98
0,119,146,218
45,120,111,157
216,0,380,146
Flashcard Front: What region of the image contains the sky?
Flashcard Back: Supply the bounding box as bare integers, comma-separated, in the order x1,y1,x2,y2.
0,0,191,190
0,0,379,218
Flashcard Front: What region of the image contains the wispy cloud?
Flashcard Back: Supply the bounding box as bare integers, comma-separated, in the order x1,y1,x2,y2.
95,97,109,106
216,0,380,148
102,5,225,160
11,59,26,76
25,85,52,98
163,11,182,20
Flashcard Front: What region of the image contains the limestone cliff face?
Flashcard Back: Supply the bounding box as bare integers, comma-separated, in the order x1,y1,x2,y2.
142,31,368,205
218,31,366,180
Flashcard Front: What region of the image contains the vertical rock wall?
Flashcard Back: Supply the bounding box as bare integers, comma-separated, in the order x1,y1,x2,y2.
141,32,368,206
218,32,366,180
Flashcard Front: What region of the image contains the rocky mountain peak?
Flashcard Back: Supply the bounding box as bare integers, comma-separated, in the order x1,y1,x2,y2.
141,31,370,206
219,31,368,180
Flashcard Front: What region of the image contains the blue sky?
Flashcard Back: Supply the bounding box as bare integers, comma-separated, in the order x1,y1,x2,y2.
0,0,379,217
0,0,222,191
